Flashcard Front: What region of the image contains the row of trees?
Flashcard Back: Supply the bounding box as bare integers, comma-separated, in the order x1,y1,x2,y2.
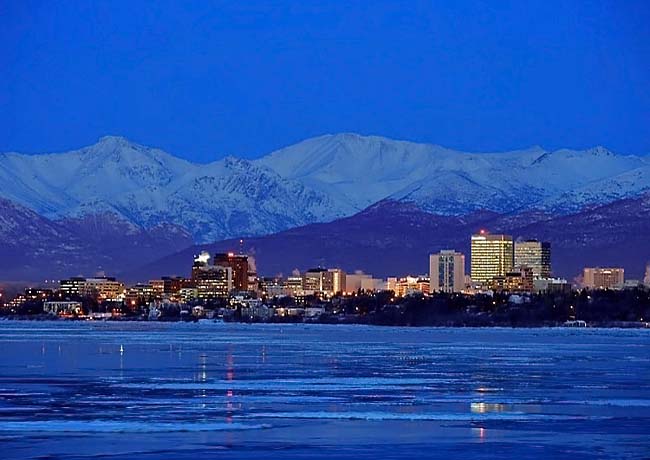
3,288,649,327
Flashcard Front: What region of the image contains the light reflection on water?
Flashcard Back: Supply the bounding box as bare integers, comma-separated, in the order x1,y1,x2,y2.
0,322,648,459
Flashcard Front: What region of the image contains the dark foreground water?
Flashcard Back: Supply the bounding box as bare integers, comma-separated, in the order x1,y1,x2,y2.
0,322,649,459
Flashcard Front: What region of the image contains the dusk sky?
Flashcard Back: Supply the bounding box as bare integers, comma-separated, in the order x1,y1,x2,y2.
2,0,649,162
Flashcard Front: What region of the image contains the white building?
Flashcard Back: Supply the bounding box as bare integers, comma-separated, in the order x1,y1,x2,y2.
346,271,384,293
430,250,465,293
43,301,83,316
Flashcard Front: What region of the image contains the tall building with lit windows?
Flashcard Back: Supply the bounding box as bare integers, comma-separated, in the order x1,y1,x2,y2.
429,250,465,293
514,240,551,278
470,231,514,285
191,251,234,298
213,253,249,291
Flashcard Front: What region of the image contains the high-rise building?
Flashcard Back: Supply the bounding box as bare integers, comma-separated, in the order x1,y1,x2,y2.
302,268,327,293
300,268,346,296
514,240,551,278
583,268,624,290
326,268,346,294
470,232,514,285
213,253,249,291
429,250,465,293
191,252,234,298
193,265,233,299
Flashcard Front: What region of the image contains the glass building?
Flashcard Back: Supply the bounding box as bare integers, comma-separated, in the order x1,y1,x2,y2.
470,232,514,285
514,240,551,278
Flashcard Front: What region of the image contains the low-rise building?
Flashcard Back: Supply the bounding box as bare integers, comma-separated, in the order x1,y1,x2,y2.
345,271,384,293
60,276,124,301
43,301,83,316
490,268,534,293
583,267,624,290
392,276,430,297
533,277,572,294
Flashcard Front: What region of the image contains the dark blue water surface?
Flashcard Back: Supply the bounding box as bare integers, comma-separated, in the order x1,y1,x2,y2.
0,321,648,459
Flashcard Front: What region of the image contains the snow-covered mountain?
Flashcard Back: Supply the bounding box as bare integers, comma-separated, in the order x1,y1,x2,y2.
258,134,649,215
0,197,193,281
0,136,349,243
131,194,650,281
1,133,648,244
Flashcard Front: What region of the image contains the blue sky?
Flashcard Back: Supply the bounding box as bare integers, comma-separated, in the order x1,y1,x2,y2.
1,0,649,161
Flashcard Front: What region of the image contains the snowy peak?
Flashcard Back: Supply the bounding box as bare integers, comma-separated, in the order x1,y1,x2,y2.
258,133,448,180
0,133,648,246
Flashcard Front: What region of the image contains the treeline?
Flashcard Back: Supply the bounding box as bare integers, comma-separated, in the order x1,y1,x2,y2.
2,288,650,328
319,288,650,327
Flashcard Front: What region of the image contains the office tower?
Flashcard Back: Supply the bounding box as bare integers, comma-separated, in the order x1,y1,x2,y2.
299,268,346,296
302,268,327,293
193,265,233,299
470,231,514,285
429,250,465,293
326,268,346,294
583,267,624,290
191,251,234,298
212,253,249,291
514,240,551,278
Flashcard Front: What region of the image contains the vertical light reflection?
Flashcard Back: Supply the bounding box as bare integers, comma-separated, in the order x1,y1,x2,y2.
226,349,234,424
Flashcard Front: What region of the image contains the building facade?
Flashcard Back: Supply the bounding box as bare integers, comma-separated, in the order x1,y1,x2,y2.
191,252,234,298
58,277,124,301
392,276,430,297
490,267,534,293
514,240,551,278
429,250,465,293
583,267,625,290
193,265,233,299
212,253,249,291
298,268,347,296
470,232,514,285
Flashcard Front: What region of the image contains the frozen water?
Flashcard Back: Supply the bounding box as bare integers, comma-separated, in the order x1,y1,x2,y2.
0,322,648,459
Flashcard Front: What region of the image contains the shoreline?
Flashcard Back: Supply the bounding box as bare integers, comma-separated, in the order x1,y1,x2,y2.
2,316,649,330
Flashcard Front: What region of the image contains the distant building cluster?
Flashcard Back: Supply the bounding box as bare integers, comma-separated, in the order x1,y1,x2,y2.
1,231,647,322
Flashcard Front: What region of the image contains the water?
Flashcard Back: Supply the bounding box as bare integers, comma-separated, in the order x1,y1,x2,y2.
0,321,649,459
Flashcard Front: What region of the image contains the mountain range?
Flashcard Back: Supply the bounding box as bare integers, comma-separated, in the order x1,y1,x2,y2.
1,134,648,282
128,194,650,282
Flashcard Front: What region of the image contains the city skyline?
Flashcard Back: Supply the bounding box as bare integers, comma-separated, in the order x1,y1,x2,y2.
4,229,644,305
3,3,649,458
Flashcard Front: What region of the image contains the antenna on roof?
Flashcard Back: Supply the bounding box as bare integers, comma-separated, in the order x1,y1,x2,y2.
239,239,244,255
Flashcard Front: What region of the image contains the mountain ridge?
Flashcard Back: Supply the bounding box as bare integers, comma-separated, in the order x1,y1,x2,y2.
1,133,648,246
127,194,650,283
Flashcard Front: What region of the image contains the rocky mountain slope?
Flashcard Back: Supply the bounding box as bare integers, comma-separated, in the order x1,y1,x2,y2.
1,134,648,244
0,198,193,281
129,194,650,282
